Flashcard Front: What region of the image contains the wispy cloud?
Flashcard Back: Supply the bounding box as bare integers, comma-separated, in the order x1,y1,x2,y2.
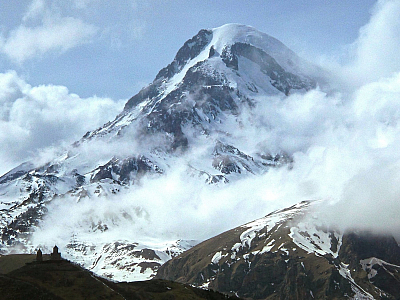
22,0,46,22
0,0,97,64
71,0,98,10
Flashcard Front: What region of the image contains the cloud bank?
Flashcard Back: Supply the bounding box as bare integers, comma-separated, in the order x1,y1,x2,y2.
0,71,124,175
30,72,400,248
29,69,400,245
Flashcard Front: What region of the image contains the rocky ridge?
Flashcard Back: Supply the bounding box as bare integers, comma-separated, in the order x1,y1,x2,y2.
156,201,400,299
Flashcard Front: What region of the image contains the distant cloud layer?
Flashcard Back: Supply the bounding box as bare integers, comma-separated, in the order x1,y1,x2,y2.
0,71,124,175
30,71,400,246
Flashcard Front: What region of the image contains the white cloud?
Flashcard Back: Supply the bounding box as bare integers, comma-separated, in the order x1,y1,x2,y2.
71,0,97,9
28,73,400,245
0,1,98,64
101,20,145,51
343,0,400,85
0,71,125,175
311,72,400,235
22,0,46,22
27,71,400,244
1,17,97,63
24,71,400,245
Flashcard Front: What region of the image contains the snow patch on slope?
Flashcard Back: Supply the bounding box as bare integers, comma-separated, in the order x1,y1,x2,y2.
232,201,311,254
360,257,400,280
338,262,375,300
63,239,197,281
289,221,342,258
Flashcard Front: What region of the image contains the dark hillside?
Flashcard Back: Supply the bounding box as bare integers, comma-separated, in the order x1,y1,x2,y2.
0,256,240,300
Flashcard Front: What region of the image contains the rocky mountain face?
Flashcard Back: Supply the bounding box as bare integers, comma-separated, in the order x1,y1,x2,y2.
156,201,400,299
0,23,321,281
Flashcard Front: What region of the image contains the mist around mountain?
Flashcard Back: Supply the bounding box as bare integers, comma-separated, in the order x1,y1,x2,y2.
1,14,400,298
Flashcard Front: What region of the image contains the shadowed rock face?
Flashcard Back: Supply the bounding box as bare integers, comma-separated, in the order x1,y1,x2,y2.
155,30,214,81
123,29,213,111
339,233,400,267
90,156,163,184
156,202,400,300
222,42,316,95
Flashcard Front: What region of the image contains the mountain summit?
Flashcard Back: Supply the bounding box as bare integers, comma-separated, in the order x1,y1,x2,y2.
86,24,318,148
1,24,323,281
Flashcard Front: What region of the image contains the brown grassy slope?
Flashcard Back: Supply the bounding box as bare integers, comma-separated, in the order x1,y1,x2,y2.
0,254,37,274
0,256,241,300
6,259,124,300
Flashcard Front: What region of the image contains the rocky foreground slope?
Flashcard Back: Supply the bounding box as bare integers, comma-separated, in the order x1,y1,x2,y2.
156,201,400,299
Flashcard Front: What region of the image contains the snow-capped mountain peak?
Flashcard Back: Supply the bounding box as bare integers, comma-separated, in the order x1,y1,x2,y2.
1,24,323,281
211,23,297,67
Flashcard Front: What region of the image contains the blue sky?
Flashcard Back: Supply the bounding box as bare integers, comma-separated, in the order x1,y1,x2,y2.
1,0,376,99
